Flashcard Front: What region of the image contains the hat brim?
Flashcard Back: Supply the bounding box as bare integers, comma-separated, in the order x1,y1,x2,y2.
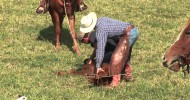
80,12,97,33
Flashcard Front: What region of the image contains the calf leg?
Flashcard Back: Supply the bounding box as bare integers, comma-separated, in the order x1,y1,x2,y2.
110,27,131,75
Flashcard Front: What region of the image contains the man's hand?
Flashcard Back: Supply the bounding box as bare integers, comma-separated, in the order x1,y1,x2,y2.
95,68,104,79
96,68,104,74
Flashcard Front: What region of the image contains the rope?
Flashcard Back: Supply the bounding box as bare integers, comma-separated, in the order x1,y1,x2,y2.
85,67,168,78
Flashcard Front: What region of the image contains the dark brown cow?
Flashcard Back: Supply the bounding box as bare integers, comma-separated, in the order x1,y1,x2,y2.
48,0,82,54
163,19,190,74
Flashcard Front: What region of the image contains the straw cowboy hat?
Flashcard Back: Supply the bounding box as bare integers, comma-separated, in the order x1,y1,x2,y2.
77,12,97,41
80,12,97,33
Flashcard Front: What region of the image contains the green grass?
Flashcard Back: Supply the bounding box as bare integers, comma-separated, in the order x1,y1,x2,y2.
1,0,190,99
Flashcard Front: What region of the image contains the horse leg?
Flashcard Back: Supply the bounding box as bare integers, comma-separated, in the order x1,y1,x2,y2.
49,9,62,50
63,0,80,54
67,15,80,55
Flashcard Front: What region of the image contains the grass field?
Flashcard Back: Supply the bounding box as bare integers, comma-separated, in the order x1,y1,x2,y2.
1,0,190,99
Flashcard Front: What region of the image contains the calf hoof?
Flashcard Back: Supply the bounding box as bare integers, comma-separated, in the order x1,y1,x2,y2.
125,74,134,82
105,83,119,88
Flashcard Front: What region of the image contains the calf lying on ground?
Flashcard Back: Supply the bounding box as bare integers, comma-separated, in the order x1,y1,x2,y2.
55,60,112,86
54,27,131,86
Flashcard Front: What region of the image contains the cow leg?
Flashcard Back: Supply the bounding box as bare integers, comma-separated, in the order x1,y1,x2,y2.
49,9,63,50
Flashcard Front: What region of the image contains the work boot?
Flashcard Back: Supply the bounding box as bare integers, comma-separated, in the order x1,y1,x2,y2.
109,75,120,87
36,0,48,14
125,64,134,82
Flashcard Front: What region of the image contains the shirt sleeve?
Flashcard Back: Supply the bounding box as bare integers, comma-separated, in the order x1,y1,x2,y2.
95,30,108,68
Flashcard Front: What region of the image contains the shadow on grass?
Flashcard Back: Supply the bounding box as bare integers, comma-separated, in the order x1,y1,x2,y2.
37,25,74,52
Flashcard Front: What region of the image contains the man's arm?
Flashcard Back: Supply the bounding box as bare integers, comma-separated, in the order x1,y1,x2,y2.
84,43,96,64
95,32,108,68
90,43,97,60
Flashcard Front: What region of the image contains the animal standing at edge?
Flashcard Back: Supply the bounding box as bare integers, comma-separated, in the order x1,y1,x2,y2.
36,0,88,55
163,19,190,75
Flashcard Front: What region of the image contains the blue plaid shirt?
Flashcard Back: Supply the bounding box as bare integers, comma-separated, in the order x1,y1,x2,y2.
93,17,131,68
